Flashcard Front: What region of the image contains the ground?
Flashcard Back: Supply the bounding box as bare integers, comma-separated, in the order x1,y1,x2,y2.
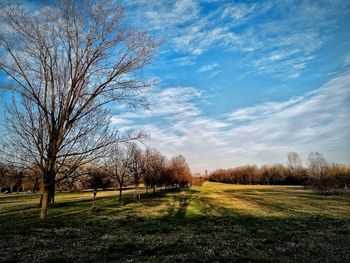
0,182,349,262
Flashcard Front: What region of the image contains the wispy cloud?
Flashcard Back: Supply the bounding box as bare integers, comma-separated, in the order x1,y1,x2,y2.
122,0,350,79
113,71,350,172
122,0,199,32
221,2,267,21
198,63,219,73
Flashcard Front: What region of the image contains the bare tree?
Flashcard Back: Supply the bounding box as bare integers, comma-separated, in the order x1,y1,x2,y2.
142,148,166,194
287,152,302,169
0,162,7,194
106,144,130,202
0,1,158,219
24,166,41,193
308,151,327,181
85,166,111,206
287,152,303,181
125,143,144,201
168,155,192,187
308,151,328,191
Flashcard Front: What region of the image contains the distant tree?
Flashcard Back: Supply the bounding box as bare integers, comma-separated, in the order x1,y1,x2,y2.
207,152,348,194
106,145,131,203
86,167,111,191
142,148,166,194
124,143,142,186
308,152,328,181
0,0,158,219
125,143,144,201
287,152,302,169
168,155,192,187
25,170,41,193
0,162,6,193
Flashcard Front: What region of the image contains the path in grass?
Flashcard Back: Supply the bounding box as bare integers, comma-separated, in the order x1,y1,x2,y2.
0,182,349,262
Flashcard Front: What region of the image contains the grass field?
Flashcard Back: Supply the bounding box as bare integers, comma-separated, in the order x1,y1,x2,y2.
0,182,349,262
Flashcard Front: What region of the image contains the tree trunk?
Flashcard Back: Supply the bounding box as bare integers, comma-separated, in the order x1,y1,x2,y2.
40,187,49,220
119,185,122,203
153,185,156,194
40,169,56,219
48,182,55,205
92,188,97,207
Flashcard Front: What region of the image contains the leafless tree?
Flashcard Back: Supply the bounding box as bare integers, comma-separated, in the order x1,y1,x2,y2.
84,165,111,206
287,152,303,180
308,151,328,193
168,155,192,187
287,152,302,169
0,162,8,193
24,167,41,193
308,151,328,181
125,143,144,201
106,144,131,202
0,1,158,219
142,148,166,194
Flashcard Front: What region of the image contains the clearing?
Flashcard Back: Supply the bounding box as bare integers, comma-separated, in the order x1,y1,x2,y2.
0,182,349,262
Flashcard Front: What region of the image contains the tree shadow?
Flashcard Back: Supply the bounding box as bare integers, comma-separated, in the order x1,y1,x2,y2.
1,187,350,263
165,188,197,219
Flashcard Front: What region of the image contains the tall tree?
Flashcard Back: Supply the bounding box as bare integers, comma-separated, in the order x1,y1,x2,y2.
0,1,158,219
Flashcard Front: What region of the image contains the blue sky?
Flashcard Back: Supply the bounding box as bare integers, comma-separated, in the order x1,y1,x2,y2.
1,0,350,172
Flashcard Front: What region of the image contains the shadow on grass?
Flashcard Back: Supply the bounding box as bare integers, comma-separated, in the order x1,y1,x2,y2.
0,187,349,263
222,188,350,218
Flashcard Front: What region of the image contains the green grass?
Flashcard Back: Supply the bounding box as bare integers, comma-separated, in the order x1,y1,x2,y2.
0,182,349,262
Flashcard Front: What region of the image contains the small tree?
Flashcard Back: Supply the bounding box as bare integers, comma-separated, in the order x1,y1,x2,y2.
168,155,191,187
125,143,144,201
142,148,166,194
107,145,130,202
308,151,328,193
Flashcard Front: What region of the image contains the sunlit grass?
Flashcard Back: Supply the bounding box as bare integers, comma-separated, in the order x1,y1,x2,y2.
0,188,143,214
188,182,350,219
0,182,349,262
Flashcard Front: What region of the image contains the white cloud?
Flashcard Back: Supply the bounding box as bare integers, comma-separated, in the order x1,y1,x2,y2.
198,63,219,72
221,2,258,20
122,0,350,78
123,0,199,31
114,71,350,173
110,116,133,126
172,21,239,55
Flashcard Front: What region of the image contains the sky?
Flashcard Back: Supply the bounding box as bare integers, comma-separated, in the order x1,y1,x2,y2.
1,0,350,173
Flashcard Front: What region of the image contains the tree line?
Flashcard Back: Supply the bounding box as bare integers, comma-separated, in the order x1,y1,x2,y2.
208,152,350,195
0,143,192,201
